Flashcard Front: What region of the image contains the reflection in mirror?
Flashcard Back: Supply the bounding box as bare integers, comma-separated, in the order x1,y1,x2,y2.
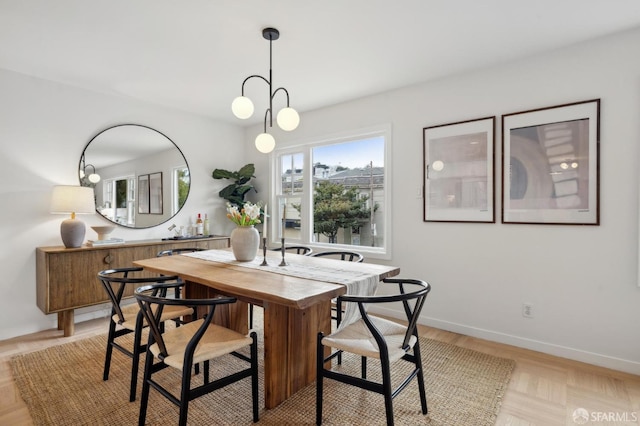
79,124,190,229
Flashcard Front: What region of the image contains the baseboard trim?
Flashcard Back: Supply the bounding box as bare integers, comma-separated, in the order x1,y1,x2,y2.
370,306,640,375
52,303,112,333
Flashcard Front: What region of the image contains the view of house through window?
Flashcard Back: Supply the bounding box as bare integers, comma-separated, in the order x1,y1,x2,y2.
275,128,388,254
277,152,304,239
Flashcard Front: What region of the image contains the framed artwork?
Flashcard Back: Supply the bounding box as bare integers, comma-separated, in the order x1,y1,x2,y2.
423,116,495,222
137,174,149,214
149,172,163,214
502,99,600,225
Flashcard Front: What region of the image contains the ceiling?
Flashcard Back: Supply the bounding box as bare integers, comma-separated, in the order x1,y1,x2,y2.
2,0,640,127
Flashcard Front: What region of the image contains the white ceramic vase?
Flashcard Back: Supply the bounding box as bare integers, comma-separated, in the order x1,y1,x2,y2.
230,225,260,262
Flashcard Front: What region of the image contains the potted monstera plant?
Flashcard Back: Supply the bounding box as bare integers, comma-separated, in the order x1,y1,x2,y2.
211,163,256,207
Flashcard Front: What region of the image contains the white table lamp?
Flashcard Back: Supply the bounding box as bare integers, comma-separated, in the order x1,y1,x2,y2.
50,185,95,248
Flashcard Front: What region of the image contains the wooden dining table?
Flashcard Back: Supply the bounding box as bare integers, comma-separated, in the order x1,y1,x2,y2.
133,248,399,409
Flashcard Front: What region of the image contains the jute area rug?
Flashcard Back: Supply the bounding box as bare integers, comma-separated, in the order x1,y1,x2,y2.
11,323,514,425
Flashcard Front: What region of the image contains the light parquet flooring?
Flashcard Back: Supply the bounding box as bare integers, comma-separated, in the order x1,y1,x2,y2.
1,318,639,425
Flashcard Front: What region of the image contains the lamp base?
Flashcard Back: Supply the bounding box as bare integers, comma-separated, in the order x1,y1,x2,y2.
60,218,86,248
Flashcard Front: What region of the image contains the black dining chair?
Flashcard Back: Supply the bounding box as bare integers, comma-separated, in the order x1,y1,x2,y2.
135,283,259,426
310,250,363,263
157,248,205,300
316,278,431,426
310,250,364,332
269,245,313,255
97,267,193,402
157,247,206,256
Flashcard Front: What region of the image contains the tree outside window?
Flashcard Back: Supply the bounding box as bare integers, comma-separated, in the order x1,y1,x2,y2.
311,181,375,244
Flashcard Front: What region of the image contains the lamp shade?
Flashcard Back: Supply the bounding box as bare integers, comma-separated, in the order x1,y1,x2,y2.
81,164,101,184
431,160,445,171
50,185,95,215
276,107,300,131
231,96,255,119
255,133,276,154
88,172,101,183
50,186,95,248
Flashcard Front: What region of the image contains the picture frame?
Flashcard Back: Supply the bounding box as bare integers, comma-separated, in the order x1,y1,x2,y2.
423,116,495,222
149,172,163,215
502,99,600,225
137,174,149,214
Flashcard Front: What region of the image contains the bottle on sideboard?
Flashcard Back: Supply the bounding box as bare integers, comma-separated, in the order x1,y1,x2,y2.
203,213,210,236
196,213,204,236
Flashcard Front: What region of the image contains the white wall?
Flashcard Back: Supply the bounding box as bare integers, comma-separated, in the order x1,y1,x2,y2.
247,28,640,374
2,27,639,375
0,68,245,339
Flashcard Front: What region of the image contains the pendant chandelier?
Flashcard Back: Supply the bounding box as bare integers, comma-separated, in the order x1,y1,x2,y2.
79,154,101,184
231,27,300,154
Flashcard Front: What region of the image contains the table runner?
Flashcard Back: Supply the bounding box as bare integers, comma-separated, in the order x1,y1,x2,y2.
184,249,378,327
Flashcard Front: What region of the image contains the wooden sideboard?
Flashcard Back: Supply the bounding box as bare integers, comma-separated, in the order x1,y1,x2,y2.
36,236,230,336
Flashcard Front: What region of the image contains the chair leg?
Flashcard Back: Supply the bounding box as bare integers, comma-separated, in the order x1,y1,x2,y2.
336,305,342,364
250,332,259,423
129,325,144,402
179,364,192,426
381,358,395,426
361,356,367,379
204,360,210,384
413,340,428,414
103,320,116,381
316,332,324,425
138,350,153,426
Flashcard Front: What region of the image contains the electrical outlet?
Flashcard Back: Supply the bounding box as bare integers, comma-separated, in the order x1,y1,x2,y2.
522,303,534,318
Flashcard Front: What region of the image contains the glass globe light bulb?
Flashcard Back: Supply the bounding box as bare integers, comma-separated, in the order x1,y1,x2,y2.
255,133,275,154
79,169,85,179
88,173,101,184
276,107,300,131
231,96,254,119
432,160,445,171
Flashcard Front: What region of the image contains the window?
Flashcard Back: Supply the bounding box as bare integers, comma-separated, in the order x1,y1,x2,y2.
101,176,136,226
172,166,190,214
276,153,304,239
272,125,391,258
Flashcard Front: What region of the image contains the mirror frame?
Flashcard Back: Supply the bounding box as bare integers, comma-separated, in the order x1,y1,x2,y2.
79,124,190,229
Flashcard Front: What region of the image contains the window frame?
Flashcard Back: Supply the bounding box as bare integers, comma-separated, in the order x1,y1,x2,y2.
269,124,392,260
102,174,136,226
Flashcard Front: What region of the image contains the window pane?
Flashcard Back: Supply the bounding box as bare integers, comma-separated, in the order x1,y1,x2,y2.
174,167,189,212
311,136,384,248
127,177,136,226
280,153,304,196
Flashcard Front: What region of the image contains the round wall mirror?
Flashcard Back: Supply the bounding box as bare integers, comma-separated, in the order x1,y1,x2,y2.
79,124,190,229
